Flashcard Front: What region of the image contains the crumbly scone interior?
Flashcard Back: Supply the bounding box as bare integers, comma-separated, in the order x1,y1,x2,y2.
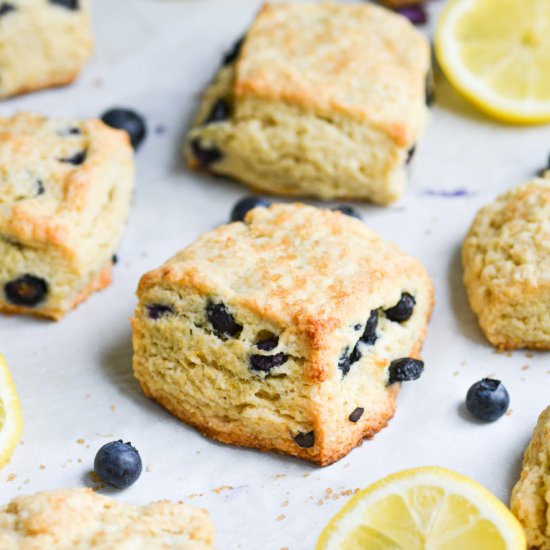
511,406,550,550
0,115,133,316
186,63,411,204
0,0,93,98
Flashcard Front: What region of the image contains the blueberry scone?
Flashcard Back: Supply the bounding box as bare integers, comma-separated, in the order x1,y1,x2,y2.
462,175,550,350
0,0,93,99
185,2,431,205
0,488,215,549
511,406,550,550
132,204,434,465
0,113,134,320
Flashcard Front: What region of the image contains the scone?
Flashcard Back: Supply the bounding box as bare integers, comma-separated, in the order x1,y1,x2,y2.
511,406,550,550
0,488,215,549
0,112,134,320
132,203,434,465
184,2,431,205
0,0,93,99
462,175,550,350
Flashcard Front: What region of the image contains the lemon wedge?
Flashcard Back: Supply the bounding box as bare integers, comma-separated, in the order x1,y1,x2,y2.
435,0,550,123
317,466,526,550
0,353,23,469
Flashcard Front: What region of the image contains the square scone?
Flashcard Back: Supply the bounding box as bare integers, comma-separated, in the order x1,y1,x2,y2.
0,0,93,99
132,204,434,465
185,2,431,205
463,175,550,350
0,113,134,320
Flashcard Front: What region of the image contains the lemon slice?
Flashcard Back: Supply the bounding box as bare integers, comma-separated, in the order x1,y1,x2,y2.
435,0,550,123
0,353,23,469
317,467,526,550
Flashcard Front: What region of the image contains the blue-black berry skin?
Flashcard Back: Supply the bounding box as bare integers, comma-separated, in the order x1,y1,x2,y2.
101,109,147,150
50,0,79,9
331,205,362,220
385,293,416,322
5,275,48,307
94,440,142,489
465,379,510,422
230,196,271,222
388,357,424,384
205,99,230,124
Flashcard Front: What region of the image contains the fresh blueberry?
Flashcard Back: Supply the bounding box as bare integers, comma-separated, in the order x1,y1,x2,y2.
206,301,242,338
101,109,147,150
5,275,48,307
349,407,364,423
205,99,230,124
396,4,427,25
465,379,510,422
147,304,173,320
388,357,424,384
361,310,378,345
59,151,86,165
191,138,223,169
256,336,279,351
112,254,118,265
222,36,244,65
50,0,79,9
94,440,142,489
331,205,362,220
385,293,415,322
294,431,314,448
230,196,271,222
0,3,16,16
338,345,361,377
249,352,288,373
406,146,416,164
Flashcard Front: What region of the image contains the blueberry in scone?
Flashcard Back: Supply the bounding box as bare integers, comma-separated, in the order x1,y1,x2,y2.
0,0,93,98
0,113,134,320
132,203,434,465
511,406,550,550
463,173,550,349
0,489,216,549
185,2,431,205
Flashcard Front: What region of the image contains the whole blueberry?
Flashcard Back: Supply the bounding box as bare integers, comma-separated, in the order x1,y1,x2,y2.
331,205,362,220
385,293,416,322
101,109,147,150
465,379,510,422
388,357,424,384
5,275,48,307
230,196,271,222
94,440,142,489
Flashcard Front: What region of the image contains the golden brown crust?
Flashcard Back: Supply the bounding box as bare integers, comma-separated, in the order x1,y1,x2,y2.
235,2,430,145
0,488,215,549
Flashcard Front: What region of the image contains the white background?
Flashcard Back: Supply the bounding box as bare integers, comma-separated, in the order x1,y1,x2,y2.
1,1,549,548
